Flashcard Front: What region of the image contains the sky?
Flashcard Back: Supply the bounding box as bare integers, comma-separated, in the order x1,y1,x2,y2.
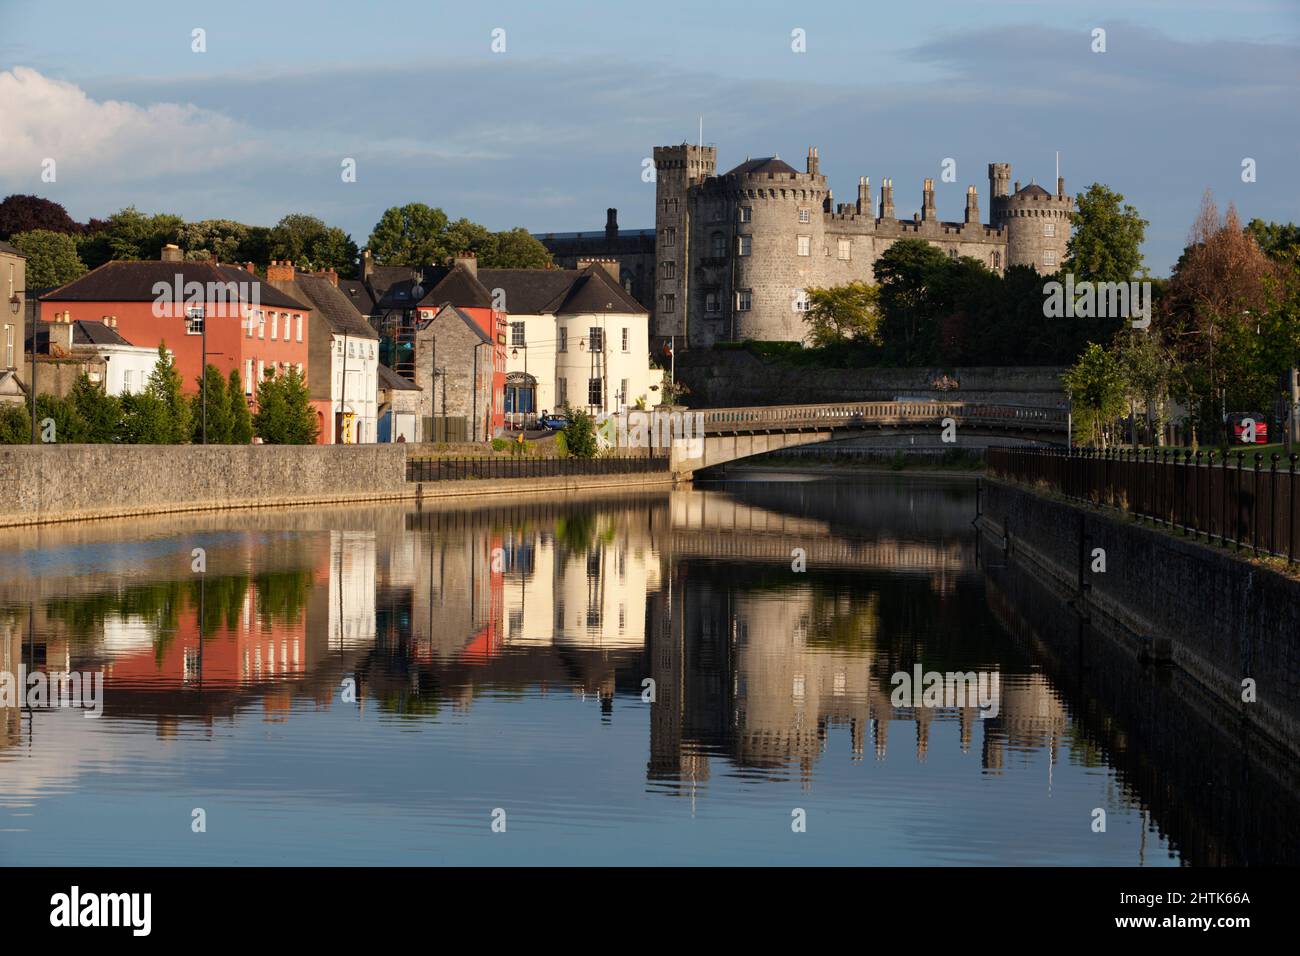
1,0,1297,275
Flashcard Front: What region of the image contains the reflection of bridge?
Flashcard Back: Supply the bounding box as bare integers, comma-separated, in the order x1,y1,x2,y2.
669,401,1067,474
670,531,969,573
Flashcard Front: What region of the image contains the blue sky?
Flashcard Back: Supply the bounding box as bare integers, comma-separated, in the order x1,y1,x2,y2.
1,0,1297,274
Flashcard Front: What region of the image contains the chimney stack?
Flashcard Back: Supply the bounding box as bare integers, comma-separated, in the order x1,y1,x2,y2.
965,185,980,224
807,146,819,175
1057,175,1066,199
244,261,257,275
879,178,895,220
922,178,936,221
856,177,872,215
316,269,339,288
361,249,374,282
605,208,618,240
49,312,73,355
578,258,620,282
161,244,183,263
266,260,296,283
451,252,477,277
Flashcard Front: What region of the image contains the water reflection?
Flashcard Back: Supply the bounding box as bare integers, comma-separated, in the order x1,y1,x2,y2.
0,476,1296,865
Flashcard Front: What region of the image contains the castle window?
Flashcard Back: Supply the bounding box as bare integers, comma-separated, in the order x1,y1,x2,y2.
1043,251,1057,268
838,239,851,260
711,232,725,257
705,291,721,313
661,294,675,314
736,290,752,311
948,248,958,258
662,260,676,280
798,208,811,223
739,207,752,223
992,252,1001,269
797,236,811,257
737,235,752,257
663,227,676,247
792,290,809,313
1044,222,1056,237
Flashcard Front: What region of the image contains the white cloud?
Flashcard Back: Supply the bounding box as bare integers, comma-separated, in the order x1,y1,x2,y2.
0,66,257,183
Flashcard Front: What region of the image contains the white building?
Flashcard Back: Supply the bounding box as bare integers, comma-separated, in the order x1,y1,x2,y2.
486,262,662,423
31,315,160,396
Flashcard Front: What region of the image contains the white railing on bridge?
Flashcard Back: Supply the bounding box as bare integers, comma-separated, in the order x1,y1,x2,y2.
697,401,1065,432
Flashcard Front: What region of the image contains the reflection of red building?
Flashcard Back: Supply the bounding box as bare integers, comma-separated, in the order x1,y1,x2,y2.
105,584,310,690
460,532,506,663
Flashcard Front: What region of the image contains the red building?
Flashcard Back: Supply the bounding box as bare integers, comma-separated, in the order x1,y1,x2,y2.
39,246,313,401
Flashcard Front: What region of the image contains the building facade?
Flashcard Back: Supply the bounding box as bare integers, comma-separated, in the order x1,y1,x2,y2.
1,241,25,379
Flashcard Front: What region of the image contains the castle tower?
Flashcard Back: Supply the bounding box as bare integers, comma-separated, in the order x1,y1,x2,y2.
921,178,936,221
879,178,895,220
653,143,717,340
964,185,980,224
988,163,1072,273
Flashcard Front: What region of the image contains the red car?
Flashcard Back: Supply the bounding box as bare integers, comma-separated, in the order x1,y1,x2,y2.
1229,413,1268,444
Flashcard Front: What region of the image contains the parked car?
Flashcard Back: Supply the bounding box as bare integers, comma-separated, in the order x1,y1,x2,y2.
1228,412,1268,444
539,413,569,431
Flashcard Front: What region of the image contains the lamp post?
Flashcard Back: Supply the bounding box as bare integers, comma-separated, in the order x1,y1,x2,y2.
511,342,530,428
187,306,207,444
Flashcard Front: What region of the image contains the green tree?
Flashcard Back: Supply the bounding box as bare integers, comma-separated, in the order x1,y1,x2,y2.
177,219,251,263
482,227,553,269
78,207,185,268
253,367,318,444
874,239,951,365
10,229,87,288
68,373,122,443
1064,184,1148,283
802,281,881,346
1246,219,1300,263
34,393,86,444
0,403,29,444
269,214,358,274
367,204,451,266
191,364,233,443
118,390,172,444
561,407,598,458
227,369,254,444
146,343,192,443
1063,342,1129,447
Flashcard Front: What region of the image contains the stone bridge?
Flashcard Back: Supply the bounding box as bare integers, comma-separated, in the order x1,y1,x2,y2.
664,401,1067,476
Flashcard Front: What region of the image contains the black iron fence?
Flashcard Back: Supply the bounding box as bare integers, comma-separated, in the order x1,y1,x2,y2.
407,455,670,483
988,446,1300,562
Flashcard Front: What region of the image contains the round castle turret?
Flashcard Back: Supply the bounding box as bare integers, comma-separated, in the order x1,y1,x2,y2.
988,164,1073,273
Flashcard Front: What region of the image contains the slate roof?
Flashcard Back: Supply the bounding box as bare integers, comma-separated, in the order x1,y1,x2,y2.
476,268,581,314
337,277,376,314
377,363,421,391
26,319,138,351
416,265,494,310
1015,183,1053,198
0,240,26,257
544,265,647,316
42,260,311,310
419,303,493,344
723,156,799,178
284,273,379,339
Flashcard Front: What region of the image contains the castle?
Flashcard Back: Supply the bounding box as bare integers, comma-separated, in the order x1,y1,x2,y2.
539,143,1073,348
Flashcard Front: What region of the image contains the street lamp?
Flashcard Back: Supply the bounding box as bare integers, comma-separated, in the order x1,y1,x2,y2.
187,306,208,443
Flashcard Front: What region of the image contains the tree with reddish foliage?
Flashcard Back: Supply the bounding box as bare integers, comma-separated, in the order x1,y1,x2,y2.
0,194,81,240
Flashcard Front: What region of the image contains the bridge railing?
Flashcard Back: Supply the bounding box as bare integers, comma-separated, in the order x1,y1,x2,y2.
989,445,1300,563
698,401,1066,432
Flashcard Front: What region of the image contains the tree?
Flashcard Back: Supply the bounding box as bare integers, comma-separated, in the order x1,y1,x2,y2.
0,194,81,240
253,367,318,444
177,219,251,264
269,214,358,274
561,407,598,458
1064,183,1148,283
1246,219,1300,263
10,229,87,289
874,239,951,365
1063,342,1128,447
367,204,451,266
77,206,184,268
146,343,192,443
227,369,254,444
34,393,86,444
191,364,233,443
118,390,172,444
1112,328,1172,446
69,373,122,443
802,281,881,346
482,227,553,269
0,403,29,444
